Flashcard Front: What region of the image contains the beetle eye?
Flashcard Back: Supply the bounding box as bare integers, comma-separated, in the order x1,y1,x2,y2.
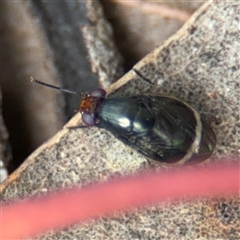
90,89,106,98
82,113,96,126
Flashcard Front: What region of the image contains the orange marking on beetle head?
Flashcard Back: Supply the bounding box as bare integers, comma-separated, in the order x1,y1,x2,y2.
79,95,95,113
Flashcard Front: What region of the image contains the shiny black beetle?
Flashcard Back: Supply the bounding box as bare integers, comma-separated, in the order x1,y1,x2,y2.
31,78,216,165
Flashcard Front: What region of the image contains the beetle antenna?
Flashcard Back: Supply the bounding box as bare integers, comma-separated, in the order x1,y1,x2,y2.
31,77,81,95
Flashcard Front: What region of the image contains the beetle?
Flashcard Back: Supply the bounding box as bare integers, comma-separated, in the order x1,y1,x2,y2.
31,77,216,165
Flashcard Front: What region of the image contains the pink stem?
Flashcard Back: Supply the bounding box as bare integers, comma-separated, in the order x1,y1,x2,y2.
1,161,239,239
